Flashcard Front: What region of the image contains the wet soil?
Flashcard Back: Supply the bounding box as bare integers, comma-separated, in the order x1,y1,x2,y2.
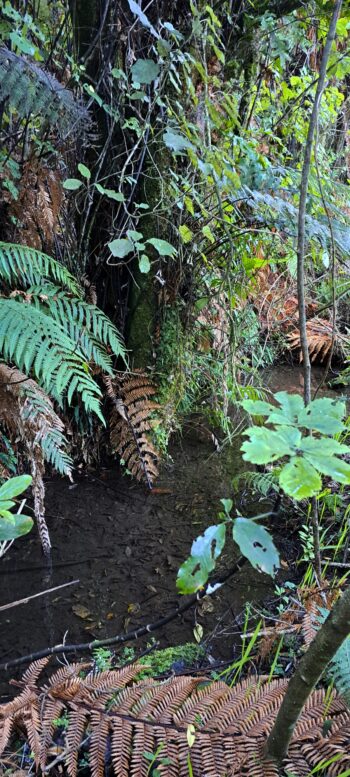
0,365,347,693
0,427,272,694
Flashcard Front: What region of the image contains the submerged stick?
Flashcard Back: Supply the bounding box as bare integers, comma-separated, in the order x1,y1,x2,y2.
0,579,79,612
0,558,246,671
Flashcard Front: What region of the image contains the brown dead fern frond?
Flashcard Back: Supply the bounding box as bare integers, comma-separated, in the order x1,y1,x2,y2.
287,317,342,363
6,160,63,253
0,363,72,554
1,660,350,776
105,372,160,488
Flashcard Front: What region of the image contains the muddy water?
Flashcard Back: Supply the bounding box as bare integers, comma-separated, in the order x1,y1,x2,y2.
0,366,348,692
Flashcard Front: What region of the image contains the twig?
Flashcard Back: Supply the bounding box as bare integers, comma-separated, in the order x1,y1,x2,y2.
0,580,79,613
0,558,246,672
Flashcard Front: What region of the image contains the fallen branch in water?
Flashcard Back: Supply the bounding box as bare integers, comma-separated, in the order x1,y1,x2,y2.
0,557,246,671
0,579,79,612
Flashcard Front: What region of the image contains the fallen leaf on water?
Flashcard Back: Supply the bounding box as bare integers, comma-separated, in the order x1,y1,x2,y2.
198,598,214,616
127,602,141,614
72,604,91,619
106,612,114,620
193,623,204,643
84,621,101,631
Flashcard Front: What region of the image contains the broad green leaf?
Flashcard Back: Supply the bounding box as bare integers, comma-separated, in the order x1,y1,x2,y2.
0,514,33,541
146,238,177,256
139,254,151,273
0,511,14,522
220,498,233,515
297,398,346,435
279,458,322,499
179,224,193,243
202,224,215,244
77,163,91,180
241,426,301,464
300,437,350,458
127,230,143,241
0,500,15,511
267,392,305,425
127,0,159,38
108,238,134,258
233,518,279,577
0,475,32,500
95,183,124,201
176,523,226,594
62,178,83,191
241,399,274,416
195,297,209,311
163,131,195,153
184,196,194,215
131,59,160,85
301,438,350,484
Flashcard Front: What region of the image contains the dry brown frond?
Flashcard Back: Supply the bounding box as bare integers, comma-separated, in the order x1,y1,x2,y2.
105,372,160,488
287,317,342,363
0,363,72,554
1,659,350,776
6,160,63,252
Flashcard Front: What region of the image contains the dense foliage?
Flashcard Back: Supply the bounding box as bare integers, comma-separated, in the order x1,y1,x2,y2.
1,1,350,775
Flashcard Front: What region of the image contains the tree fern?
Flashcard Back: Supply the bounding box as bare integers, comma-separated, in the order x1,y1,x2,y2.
0,243,127,421
0,298,104,420
27,283,125,373
0,242,81,295
0,48,89,134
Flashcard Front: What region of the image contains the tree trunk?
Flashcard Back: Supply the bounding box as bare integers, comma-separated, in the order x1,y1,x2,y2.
266,582,350,764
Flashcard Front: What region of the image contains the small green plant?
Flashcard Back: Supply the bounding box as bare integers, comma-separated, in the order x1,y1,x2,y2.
177,498,280,594
92,647,113,671
143,744,173,776
0,474,33,546
241,392,350,500
139,642,204,676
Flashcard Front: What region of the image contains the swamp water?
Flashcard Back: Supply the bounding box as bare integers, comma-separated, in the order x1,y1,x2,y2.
0,366,348,692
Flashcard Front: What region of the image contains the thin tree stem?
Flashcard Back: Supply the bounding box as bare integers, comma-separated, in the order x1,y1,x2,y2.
266,580,350,764
297,0,342,576
265,0,343,763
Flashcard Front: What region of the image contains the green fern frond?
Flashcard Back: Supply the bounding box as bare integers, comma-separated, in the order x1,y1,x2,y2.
0,298,104,421
0,243,81,295
27,283,127,371
0,48,89,133
232,469,279,497
21,387,72,476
